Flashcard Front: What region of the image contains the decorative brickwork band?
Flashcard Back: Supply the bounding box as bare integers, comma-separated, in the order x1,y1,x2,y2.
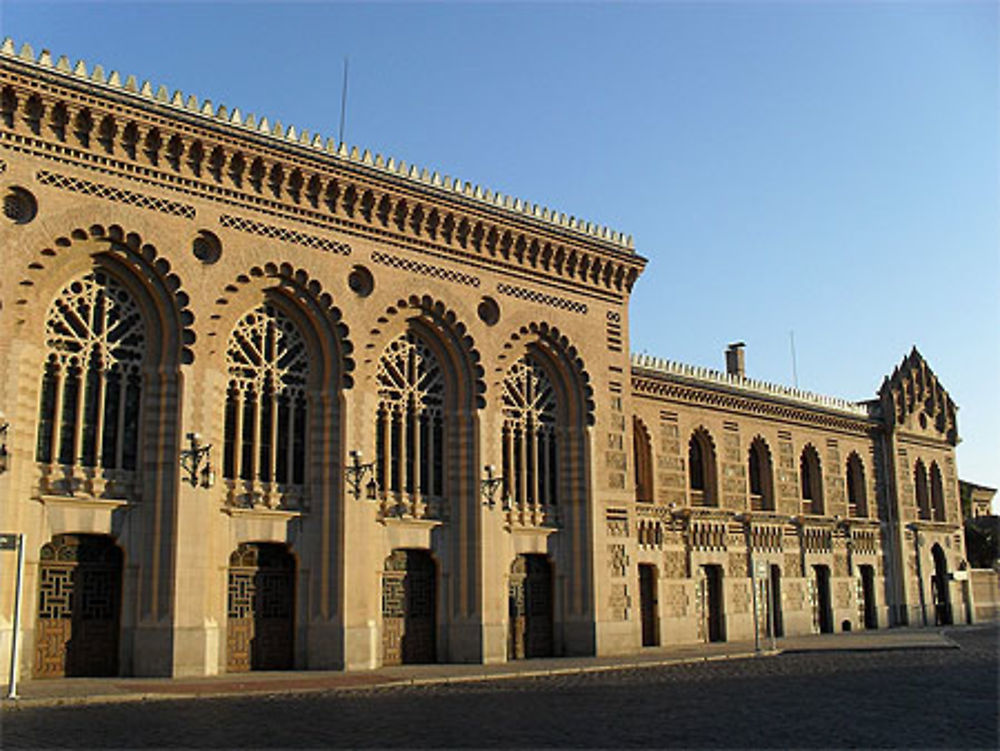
219,213,351,255
371,250,480,288
37,169,196,218
496,282,587,315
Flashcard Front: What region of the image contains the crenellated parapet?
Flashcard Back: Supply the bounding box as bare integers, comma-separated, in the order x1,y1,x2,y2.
0,38,646,303
630,353,877,431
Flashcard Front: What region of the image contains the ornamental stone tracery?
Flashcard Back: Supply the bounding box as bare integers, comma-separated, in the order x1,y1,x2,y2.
375,332,445,519
222,302,310,509
501,355,559,526
35,270,145,484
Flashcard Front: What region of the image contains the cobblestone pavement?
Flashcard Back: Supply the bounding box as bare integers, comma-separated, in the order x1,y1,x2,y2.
4,625,997,749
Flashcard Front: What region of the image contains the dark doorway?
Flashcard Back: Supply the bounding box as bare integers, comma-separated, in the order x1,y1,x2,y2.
227,542,295,671
930,544,952,626
638,564,659,647
382,549,437,665
34,534,122,678
769,564,784,637
508,554,554,659
702,564,725,643
813,564,833,634
859,564,878,629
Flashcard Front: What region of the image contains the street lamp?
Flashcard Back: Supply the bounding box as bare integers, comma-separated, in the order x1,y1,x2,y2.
481,465,505,507
179,432,214,488
346,449,377,500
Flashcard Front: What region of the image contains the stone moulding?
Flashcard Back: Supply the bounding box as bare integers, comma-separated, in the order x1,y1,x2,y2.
0,38,646,298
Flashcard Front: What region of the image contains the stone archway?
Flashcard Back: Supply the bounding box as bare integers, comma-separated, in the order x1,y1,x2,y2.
34,534,122,678
931,544,952,626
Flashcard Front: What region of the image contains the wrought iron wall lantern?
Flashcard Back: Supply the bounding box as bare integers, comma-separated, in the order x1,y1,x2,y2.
481,465,505,507
180,432,215,488
0,417,9,474
346,449,377,500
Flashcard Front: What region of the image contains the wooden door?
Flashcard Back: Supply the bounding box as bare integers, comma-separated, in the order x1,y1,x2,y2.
34,535,122,678
382,549,436,665
227,543,295,672
508,554,553,659
639,564,659,647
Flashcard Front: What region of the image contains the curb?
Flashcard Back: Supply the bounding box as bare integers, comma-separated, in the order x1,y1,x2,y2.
2,648,776,710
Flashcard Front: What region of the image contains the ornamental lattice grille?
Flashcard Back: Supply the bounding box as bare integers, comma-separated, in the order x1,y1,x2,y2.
223,303,309,495
35,271,145,470
375,333,444,515
501,356,558,508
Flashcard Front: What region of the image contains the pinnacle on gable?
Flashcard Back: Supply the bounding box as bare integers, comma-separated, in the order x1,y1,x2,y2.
73,60,87,77
1,38,14,55
285,124,296,140
186,94,199,111
56,55,71,72
140,80,153,97
124,75,138,92
109,71,121,87
272,121,283,137
349,146,360,160
92,65,106,84
156,85,168,102
201,100,214,116
38,49,53,67
311,134,323,148
230,108,242,125
19,42,34,61
216,104,228,120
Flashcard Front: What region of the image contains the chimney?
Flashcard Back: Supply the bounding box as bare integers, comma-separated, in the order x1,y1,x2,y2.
725,342,746,378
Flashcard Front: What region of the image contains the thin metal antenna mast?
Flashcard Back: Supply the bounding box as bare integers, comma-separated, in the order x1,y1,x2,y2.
338,56,349,146
789,330,799,389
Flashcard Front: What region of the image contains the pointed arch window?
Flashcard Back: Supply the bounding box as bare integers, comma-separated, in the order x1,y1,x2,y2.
502,355,558,509
375,332,444,514
633,416,653,503
223,303,309,493
688,429,717,507
846,453,868,518
914,460,931,520
800,445,823,515
35,270,145,472
748,437,774,511
929,462,945,522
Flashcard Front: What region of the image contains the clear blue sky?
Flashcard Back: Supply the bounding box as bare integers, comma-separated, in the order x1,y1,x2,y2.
4,1,997,497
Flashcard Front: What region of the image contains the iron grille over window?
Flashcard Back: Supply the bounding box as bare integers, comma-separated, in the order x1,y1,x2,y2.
35,271,145,472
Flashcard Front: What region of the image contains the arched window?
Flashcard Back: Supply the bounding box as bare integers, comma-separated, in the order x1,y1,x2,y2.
914,460,930,520
502,355,558,508
930,462,945,522
223,303,309,498
688,429,717,507
633,416,653,503
800,445,823,515
846,452,868,518
375,332,444,515
35,270,145,471
748,437,774,511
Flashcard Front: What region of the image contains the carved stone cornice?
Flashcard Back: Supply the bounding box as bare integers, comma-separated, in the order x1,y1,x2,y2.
631,371,880,435
0,45,646,304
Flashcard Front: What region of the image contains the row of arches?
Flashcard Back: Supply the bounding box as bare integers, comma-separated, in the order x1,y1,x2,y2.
33,534,555,676
632,419,871,517
26,248,592,516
